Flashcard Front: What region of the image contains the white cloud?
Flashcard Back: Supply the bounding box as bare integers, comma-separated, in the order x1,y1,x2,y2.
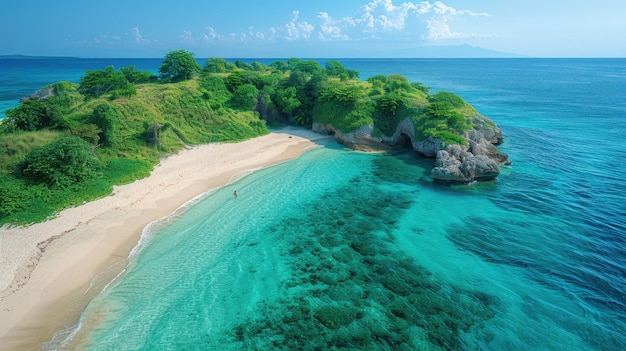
126,27,151,43
353,0,489,40
179,30,194,44
179,27,228,44
67,27,156,48
317,12,350,40
283,11,315,40
179,1,490,47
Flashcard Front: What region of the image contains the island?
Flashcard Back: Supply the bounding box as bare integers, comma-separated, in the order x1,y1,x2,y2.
0,51,511,350
0,50,509,226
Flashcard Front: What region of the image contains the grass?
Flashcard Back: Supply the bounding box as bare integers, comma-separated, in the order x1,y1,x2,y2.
0,76,269,226
0,61,487,225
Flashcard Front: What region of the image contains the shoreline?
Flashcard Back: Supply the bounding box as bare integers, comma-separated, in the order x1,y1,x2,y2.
0,127,331,350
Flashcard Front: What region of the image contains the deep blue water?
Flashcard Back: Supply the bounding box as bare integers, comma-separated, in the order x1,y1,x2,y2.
2,58,625,350
0,57,162,118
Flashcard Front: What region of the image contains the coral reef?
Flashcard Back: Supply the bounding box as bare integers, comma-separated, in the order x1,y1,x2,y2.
224,154,498,350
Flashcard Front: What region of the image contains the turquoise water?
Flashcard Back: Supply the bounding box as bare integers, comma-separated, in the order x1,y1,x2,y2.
2,58,625,350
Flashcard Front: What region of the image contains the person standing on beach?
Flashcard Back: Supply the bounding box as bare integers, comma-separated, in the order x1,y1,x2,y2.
233,190,238,199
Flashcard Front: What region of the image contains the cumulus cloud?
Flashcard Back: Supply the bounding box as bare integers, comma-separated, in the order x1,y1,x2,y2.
126,27,153,44
179,26,228,44
179,0,490,46
353,0,489,40
282,11,315,40
67,27,155,47
317,12,350,40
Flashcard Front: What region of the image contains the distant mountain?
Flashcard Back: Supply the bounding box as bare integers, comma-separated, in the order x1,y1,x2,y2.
389,44,525,58
0,54,78,59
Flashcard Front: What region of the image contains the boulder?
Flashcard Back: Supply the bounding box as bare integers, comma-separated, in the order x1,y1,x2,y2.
431,148,500,183
466,129,511,166
21,86,56,103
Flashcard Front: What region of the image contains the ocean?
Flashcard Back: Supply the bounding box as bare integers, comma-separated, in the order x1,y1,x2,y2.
1,58,625,350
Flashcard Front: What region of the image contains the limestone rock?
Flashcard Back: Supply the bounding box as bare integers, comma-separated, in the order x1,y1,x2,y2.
312,114,510,184
21,86,56,103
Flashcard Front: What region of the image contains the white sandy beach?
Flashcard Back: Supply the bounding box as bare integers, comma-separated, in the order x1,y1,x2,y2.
0,127,330,350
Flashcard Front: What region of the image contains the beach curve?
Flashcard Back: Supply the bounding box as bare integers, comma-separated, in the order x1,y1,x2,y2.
0,127,330,351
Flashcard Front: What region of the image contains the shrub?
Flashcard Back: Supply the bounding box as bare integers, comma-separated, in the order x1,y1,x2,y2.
428,91,465,108
19,135,103,187
89,104,121,147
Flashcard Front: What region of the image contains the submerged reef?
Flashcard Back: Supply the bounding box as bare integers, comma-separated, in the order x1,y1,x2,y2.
224,155,499,350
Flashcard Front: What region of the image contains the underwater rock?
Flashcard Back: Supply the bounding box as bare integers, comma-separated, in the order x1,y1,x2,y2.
314,305,356,329
224,174,498,350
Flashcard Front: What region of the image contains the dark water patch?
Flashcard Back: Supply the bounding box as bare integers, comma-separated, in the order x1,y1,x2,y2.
370,151,430,186
447,216,626,350
219,165,498,350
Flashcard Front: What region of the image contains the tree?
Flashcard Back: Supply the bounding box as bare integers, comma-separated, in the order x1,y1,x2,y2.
230,84,259,110
376,93,406,116
19,136,102,187
274,86,301,117
78,66,132,98
204,57,234,73
120,65,157,83
251,62,268,72
325,60,359,80
293,60,324,76
384,74,412,93
159,50,201,82
234,60,253,71
269,60,289,72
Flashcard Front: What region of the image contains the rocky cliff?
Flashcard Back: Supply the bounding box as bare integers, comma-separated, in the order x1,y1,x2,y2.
313,115,510,184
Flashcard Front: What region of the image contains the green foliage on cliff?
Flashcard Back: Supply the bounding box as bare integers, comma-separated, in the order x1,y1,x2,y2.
0,53,484,225
312,72,477,147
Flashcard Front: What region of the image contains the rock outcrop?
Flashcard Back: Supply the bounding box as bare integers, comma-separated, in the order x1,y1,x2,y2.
313,116,510,184
20,85,57,103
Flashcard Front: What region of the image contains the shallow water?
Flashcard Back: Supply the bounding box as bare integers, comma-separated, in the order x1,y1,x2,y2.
2,58,624,350
65,146,624,349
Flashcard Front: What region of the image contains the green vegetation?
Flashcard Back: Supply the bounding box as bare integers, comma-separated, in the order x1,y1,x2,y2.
19,135,103,187
159,50,201,82
0,52,483,225
78,65,136,99
314,71,476,146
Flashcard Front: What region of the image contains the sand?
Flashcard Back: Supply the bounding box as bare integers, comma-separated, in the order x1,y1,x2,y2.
0,127,331,350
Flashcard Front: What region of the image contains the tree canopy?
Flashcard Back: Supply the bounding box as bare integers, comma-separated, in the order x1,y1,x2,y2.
78,66,134,99
159,50,201,82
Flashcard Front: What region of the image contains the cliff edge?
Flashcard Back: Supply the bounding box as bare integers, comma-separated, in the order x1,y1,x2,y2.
313,114,510,184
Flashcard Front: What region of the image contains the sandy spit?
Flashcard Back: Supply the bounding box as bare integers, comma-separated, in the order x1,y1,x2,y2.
0,127,331,350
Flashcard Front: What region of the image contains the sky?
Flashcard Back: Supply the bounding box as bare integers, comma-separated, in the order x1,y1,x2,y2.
1,0,625,58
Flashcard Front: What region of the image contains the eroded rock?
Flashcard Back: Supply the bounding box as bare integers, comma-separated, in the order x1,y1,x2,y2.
320,116,510,184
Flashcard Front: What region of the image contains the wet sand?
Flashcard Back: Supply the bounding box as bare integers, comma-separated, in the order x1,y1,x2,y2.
0,127,330,350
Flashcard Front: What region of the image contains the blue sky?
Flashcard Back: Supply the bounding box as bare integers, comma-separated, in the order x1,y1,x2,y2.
2,0,625,58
